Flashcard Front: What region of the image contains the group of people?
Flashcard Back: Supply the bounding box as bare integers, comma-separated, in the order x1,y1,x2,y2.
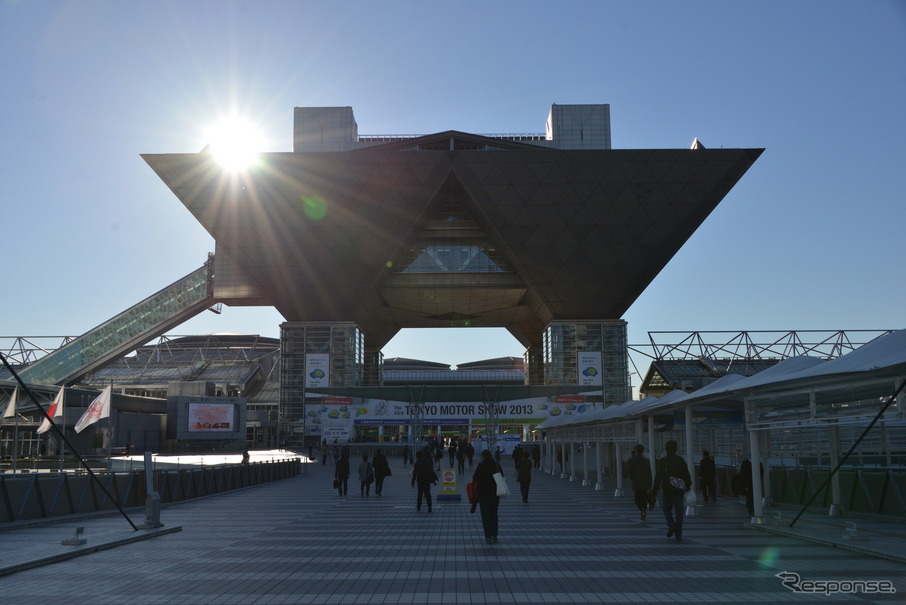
330,440,540,546
627,441,695,540
332,438,761,545
628,442,762,541
332,446,393,497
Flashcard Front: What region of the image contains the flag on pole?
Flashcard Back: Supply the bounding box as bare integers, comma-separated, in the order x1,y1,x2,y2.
74,385,112,433
36,386,64,434
2,388,17,419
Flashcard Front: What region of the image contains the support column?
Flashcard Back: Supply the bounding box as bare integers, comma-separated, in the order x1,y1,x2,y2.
828,421,842,517
684,406,697,517
560,442,568,479
569,442,577,481
746,399,765,524
595,442,604,490
647,415,656,480
760,430,773,504
614,442,624,496
581,442,590,486
525,348,545,385
363,348,382,386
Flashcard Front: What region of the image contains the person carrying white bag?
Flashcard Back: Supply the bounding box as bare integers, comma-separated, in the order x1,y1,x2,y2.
472,449,505,544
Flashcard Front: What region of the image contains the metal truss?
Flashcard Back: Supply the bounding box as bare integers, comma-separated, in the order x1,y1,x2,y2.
629,330,893,363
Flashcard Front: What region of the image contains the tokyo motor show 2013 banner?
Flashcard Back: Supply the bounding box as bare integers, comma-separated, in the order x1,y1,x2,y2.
305,395,595,436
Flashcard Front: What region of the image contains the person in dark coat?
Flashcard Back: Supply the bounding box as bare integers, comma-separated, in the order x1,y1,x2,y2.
651,440,692,541
473,449,503,543
627,444,652,520
699,450,717,503
411,450,438,512
515,451,533,503
531,444,542,469
335,450,350,496
372,448,391,496
456,447,466,475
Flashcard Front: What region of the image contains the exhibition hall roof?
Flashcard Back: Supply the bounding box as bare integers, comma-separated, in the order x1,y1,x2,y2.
144,126,762,350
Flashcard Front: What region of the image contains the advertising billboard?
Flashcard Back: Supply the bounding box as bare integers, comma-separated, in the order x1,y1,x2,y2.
188,402,236,432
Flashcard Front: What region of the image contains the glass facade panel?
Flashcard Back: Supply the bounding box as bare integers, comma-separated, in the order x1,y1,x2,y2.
401,245,507,274
543,321,629,406
279,322,363,447
12,263,212,386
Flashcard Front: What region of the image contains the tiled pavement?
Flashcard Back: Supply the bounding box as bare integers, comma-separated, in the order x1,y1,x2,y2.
1,456,904,604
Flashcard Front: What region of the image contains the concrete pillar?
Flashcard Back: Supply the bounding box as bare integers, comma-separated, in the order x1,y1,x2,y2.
613,442,624,496
581,442,590,486
828,421,842,517
746,399,765,524
684,406,697,517
647,415,656,480
569,442,577,481
560,442,568,479
595,442,604,490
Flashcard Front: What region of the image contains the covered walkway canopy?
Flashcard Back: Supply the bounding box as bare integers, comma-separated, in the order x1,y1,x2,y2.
538,329,906,521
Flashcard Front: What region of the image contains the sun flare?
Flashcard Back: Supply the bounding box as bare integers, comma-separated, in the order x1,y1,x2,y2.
204,116,265,172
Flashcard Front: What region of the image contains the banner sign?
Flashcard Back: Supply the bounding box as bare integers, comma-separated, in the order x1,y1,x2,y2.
305,354,330,388
304,396,593,435
322,396,352,405
578,352,602,386
556,395,585,404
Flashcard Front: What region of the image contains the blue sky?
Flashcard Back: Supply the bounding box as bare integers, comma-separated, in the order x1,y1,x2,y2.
2,1,904,392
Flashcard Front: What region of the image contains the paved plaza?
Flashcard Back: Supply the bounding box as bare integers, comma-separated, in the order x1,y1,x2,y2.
1,455,904,604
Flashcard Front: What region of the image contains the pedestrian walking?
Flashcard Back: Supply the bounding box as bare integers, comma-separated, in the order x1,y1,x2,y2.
372,448,391,496
335,450,350,496
433,445,443,471
627,444,652,520
402,445,410,466
473,449,503,543
358,454,374,497
321,442,329,466
411,450,438,512
516,450,532,503
511,444,523,469
651,440,692,541
531,443,541,469
456,447,466,475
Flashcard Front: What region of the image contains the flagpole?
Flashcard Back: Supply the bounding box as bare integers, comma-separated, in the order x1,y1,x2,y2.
12,408,18,472
59,402,65,473
0,354,138,531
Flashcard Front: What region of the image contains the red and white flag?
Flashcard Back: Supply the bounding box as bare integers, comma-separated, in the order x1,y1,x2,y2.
2,388,17,419
36,387,64,434
74,385,112,433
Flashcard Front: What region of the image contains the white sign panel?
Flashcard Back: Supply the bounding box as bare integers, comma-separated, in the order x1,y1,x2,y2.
305,353,330,388
577,351,602,386
304,396,594,435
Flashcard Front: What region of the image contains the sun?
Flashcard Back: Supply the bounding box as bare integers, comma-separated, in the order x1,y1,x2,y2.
204,116,266,172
